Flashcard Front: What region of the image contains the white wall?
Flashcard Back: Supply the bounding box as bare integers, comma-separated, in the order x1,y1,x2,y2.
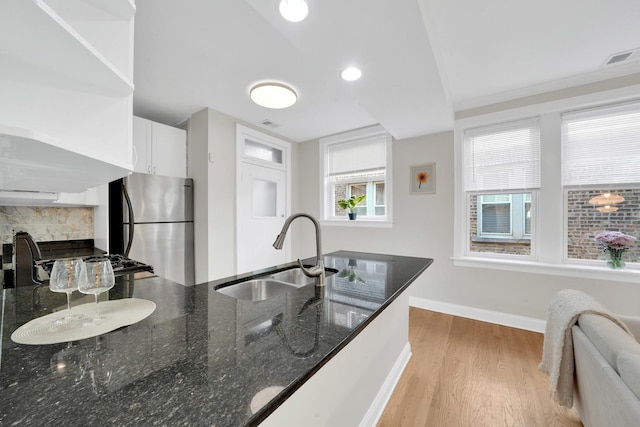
188,108,238,283
295,131,640,322
189,108,300,283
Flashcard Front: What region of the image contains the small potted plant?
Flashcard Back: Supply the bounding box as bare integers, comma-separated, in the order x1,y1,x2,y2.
337,195,366,220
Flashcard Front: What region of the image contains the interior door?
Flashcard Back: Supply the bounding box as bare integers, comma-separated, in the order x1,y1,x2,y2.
237,162,289,273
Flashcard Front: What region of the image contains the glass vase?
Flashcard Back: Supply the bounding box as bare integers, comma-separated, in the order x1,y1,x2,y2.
607,249,626,269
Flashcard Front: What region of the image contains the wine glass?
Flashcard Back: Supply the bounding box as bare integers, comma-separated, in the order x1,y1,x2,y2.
78,259,115,325
48,258,85,325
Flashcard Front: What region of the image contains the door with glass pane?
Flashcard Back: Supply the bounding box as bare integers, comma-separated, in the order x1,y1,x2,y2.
236,125,290,274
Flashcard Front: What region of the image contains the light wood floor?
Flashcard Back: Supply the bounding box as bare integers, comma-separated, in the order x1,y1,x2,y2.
377,308,582,427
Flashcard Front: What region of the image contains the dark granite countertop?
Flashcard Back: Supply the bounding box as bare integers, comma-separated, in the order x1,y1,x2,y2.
0,251,432,426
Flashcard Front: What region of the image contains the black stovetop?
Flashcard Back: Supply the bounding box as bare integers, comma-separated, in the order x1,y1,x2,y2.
39,254,154,276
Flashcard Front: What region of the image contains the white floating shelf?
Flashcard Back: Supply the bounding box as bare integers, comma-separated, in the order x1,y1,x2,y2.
0,0,134,97
0,126,132,194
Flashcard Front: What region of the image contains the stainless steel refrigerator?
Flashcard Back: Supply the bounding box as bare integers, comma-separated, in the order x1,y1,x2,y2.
109,173,195,286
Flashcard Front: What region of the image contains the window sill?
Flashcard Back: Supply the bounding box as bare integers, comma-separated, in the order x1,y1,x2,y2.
451,256,640,284
321,219,394,228
471,237,531,245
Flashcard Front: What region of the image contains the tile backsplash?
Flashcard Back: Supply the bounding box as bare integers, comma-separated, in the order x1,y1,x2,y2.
0,207,94,244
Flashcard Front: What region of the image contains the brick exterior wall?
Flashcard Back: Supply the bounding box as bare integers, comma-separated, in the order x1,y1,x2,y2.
334,183,348,215
567,189,640,263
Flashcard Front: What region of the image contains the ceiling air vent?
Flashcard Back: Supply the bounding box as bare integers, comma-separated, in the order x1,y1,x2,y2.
604,48,640,66
259,119,278,128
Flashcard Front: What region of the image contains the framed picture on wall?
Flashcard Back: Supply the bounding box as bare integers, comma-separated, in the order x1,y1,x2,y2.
410,163,436,195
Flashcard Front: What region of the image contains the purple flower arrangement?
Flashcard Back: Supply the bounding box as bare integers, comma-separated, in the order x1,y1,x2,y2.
595,231,637,249
594,231,637,269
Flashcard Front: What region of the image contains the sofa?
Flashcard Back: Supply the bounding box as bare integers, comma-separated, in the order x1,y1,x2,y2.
572,313,640,426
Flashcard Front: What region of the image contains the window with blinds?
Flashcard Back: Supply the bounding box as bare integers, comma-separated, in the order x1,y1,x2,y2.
463,119,540,256
327,134,386,183
320,127,392,221
464,118,541,192
562,101,640,187
563,101,640,263
455,96,640,271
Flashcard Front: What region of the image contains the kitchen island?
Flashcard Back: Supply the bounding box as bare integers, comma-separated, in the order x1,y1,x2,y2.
0,251,432,426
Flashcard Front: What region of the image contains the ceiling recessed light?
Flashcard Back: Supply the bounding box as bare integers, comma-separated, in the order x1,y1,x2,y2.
250,83,297,109
341,67,362,81
279,0,309,23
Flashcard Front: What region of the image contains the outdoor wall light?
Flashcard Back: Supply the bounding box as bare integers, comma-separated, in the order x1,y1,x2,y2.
596,205,619,213
589,192,625,205
279,0,308,22
250,83,297,109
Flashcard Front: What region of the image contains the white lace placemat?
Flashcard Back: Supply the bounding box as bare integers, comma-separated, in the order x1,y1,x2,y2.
11,298,156,345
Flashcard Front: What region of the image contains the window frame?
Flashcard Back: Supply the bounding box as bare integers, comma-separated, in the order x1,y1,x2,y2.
461,117,540,259
523,193,532,237
477,194,513,237
475,193,532,240
319,125,393,227
469,191,537,257
453,89,640,283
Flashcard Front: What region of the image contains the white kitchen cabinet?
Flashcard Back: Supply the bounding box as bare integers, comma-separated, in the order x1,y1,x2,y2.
0,0,135,194
133,116,151,175
133,116,187,178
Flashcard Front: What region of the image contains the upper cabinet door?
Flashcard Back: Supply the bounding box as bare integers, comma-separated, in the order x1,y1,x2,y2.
152,122,187,178
132,116,187,178
133,116,152,174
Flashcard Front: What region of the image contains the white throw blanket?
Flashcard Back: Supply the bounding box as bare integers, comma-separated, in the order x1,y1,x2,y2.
539,289,632,407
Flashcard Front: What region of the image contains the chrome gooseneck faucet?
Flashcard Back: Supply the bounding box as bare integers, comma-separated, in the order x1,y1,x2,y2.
273,213,325,286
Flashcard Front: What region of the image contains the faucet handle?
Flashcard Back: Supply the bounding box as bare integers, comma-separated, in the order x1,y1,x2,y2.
297,259,322,277
297,259,326,287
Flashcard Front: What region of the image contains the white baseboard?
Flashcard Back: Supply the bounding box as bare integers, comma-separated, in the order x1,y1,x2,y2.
409,296,546,333
359,341,412,427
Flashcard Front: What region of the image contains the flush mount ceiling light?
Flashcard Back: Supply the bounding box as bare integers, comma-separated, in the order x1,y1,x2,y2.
341,67,362,81
278,0,309,22
250,83,297,109
588,192,625,205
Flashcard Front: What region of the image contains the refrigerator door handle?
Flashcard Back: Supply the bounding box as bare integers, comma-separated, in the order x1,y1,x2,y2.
122,182,135,258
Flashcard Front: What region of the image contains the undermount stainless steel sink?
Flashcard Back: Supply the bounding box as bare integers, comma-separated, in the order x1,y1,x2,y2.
216,267,336,302
216,279,298,302
269,268,317,286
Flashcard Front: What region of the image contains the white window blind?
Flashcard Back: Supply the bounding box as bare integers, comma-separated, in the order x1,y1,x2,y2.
464,119,541,192
562,101,640,186
328,134,386,179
